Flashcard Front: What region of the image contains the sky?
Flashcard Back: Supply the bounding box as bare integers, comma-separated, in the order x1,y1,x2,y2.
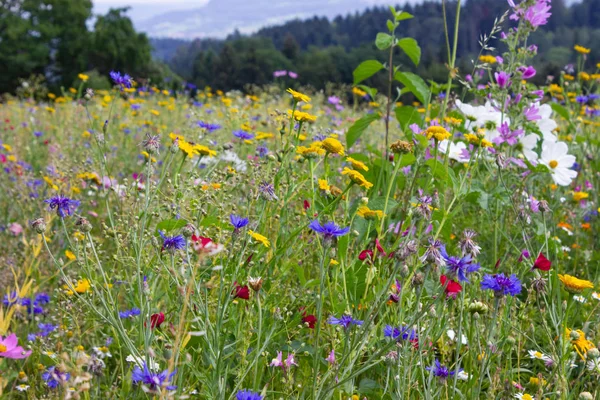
92,0,424,38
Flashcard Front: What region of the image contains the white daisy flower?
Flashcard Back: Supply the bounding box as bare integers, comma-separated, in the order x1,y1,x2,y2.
457,370,470,380
16,384,30,392
519,133,539,163
447,329,468,345
587,358,600,373
527,350,551,362
93,346,112,359
538,140,577,186
592,292,600,301
514,393,533,400
573,295,587,304
126,355,160,371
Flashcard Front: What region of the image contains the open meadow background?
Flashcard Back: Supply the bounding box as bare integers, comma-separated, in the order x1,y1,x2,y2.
1,0,600,399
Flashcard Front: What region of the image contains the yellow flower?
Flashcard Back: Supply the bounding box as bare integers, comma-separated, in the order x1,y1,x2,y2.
444,117,463,126
194,144,217,157
256,131,274,140
287,88,311,103
352,87,367,97
369,101,380,108
330,259,339,266
48,93,56,99
357,206,384,220
529,377,546,386
318,179,330,191
2,144,12,152
297,143,325,158
321,138,345,156
78,73,89,82
574,45,591,54
288,109,317,123
424,125,451,141
65,279,91,295
43,176,59,191
342,167,373,189
478,54,497,64
150,109,160,116
73,232,85,241
564,74,574,81
346,157,368,171
558,274,594,293
248,230,270,248
45,107,55,113
69,87,77,94
566,328,596,359
65,250,76,261
579,72,591,81
572,191,589,202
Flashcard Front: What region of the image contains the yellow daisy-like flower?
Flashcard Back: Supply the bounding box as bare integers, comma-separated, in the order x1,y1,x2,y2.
579,72,591,81
287,88,311,103
194,144,217,157
318,179,330,191
478,54,497,64
330,259,339,266
572,191,589,202
256,131,274,140
564,74,575,81
248,230,270,248
424,125,451,141
529,377,546,386
356,206,384,220
342,167,373,189
444,117,463,126
321,138,345,156
65,279,91,295
352,87,367,97
297,143,325,158
65,250,76,261
464,133,493,148
288,109,317,123
558,274,594,293
574,45,591,54
346,157,368,171
566,328,596,360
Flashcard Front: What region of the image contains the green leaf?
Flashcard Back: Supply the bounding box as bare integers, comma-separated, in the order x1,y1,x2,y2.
424,158,448,181
394,105,421,132
356,84,378,100
397,37,421,66
155,219,188,235
375,32,394,50
396,11,414,21
346,113,380,148
353,60,384,85
394,71,430,106
386,19,395,33
550,102,571,122
397,152,416,168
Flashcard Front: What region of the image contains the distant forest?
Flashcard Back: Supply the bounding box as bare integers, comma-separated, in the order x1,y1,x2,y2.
151,0,600,92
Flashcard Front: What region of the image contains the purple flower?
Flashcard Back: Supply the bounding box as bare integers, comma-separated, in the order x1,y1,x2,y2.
109,71,133,89
493,122,522,146
420,238,446,266
518,66,536,79
524,104,541,121
328,315,363,329
426,359,459,381
132,363,177,391
44,196,80,218
328,96,341,105
273,70,287,78
481,273,522,296
197,121,222,132
384,325,417,342
237,390,263,400
42,366,70,388
441,247,480,282
525,0,552,28
159,231,186,252
309,220,350,239
494,71,510,89
576,96,589,105
230,214,249,230
233,130,255,141
119,308,141,318
288,71,298,79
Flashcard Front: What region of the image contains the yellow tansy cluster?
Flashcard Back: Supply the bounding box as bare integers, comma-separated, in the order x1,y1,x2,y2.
424,125,451,141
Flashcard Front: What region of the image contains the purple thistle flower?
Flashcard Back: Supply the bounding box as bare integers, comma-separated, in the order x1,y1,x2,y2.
233,130,255,141
420,238,446,266
230,214,249,230
494,71,510,89
441,247,480,282
426,359,459,381
131,363,177,391
109,71,133,89
309,220,350,239
44,196,80,218
159,230,186,252
328,314,363,329
481,273,522,296
236,390,264,400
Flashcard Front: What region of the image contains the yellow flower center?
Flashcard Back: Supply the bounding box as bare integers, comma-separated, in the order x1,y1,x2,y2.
549,160,558,169
0,344,7,352
534,351,542,358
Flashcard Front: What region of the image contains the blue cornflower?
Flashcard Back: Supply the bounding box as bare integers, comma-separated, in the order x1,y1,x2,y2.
236,390,264,400
230,214,249,230
119,308,141,318
328,314,363,329
21,298,44,314
34,131,43,137
233,130,255,140
384,325,418,341
441,247,480,282
159,230,186,253
38,323,58,337
109,71,133,89
131,363,176,391
42,366,70,388
588,94,600,102
35,293,51,304
256,145,268,157
481,273,522,296
197,121,221,132
575,95,589,104
3,291,19,307
44,196,80,218
309,220,350,239
426,359,459,381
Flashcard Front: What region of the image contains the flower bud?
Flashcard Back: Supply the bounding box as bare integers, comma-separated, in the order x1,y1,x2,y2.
579,393,594,400
248,276,263,292
182,223,196,238
390,140,414,154
587,348,599,359
412,272,424,287
30,218,46,234
75,217,92,233
569,330,581,341
170,140,180,154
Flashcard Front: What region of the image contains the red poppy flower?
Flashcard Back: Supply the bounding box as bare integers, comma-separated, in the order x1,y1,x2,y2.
232,282,250,300
533,252,551,271
440,275,462,298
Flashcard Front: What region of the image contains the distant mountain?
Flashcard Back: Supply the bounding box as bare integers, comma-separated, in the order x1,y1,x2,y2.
137,0,414,39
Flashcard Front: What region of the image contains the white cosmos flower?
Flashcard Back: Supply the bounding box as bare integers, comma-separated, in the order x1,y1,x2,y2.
455,100,506,142
520,133,539,163
536,103,558,142
538,140,577,186
587,358,600,373
447,329,468,345
438,140,470,162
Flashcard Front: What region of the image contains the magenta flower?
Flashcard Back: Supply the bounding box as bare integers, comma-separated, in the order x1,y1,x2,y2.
524,104,541,121
270,351,297,370
518,66,536,79
0,333,31,359
525,0,552,28
494,71,510,89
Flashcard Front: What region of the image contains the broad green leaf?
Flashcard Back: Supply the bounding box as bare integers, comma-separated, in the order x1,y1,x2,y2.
396,152,416,168
425,158,448,181
353,60,384,85
386,19,395,33
156,219,188,235
394,105,421,132
395,71,430,106
375,32,394,50
550,102,571,122
397,37,421,66
396,11,414,21
346,113,380,148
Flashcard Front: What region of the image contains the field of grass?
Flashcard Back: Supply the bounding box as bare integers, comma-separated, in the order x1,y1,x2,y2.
0,2,600,400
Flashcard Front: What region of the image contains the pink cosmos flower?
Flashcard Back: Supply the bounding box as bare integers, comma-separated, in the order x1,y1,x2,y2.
0,333,32,359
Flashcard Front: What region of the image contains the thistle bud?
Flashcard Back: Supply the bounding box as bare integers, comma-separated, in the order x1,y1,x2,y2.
75,217,92,233
569,330,581,341
222,143,233,150
412,272,424,287
170,140,180,154
84,88,94,100
30,218,46,234
587,348,599,359
248,276,263,292
182,223,196,238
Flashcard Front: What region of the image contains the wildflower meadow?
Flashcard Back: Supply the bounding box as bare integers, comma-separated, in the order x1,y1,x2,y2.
1,1,600,399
